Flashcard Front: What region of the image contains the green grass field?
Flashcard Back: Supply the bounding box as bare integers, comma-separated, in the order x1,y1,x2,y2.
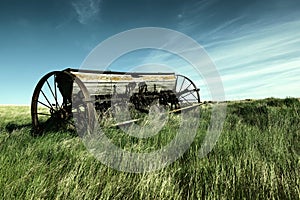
0,98,299,199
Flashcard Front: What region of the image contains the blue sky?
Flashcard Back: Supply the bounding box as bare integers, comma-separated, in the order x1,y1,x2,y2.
0,0,299,104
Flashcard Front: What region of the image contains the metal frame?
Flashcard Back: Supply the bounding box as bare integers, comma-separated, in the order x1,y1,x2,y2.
31,68,200,135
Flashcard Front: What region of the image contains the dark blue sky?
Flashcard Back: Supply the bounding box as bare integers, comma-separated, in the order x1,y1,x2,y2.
1,0,300,104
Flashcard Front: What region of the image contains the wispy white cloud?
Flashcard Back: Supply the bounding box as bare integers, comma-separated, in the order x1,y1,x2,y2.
205,16,245,37
72,0,102,24
177,0,222,34
207,19,300,99
173,0,300,100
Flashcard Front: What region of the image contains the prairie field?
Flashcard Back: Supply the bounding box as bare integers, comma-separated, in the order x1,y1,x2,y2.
0,98,299,199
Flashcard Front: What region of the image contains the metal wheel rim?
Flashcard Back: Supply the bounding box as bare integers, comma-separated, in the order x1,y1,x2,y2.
175,74,200,106
31,71,94,135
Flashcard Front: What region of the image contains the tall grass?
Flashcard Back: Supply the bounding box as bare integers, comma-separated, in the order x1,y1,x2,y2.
0,98,299,199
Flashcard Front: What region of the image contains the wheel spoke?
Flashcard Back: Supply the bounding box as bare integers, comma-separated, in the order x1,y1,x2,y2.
179,78,185,93
185,83,192,90
38,100,51,109
179,83,191,95
46,80,60,109
181,92,193,99
41,89,54,110
180,90,198,100
35,112,51,116
177,88,189,96
190,92,198,100
180,95,192,105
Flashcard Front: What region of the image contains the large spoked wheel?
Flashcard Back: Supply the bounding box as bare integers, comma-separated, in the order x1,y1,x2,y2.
31,71,94,135
175,75,200,106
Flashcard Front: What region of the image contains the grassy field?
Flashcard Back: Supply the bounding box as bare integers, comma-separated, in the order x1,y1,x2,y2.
0,98,299,199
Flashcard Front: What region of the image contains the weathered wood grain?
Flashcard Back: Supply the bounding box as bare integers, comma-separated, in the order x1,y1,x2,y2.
71,71,176,95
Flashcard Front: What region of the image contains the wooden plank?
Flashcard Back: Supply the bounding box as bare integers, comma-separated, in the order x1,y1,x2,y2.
71,72,177,96
71,72,176,82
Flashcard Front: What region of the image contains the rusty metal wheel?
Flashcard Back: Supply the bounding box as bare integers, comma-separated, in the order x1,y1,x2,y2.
175,74,200,106
31,71,94,135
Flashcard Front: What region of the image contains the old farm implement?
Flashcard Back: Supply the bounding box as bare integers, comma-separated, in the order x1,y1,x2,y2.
31,68,200,135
